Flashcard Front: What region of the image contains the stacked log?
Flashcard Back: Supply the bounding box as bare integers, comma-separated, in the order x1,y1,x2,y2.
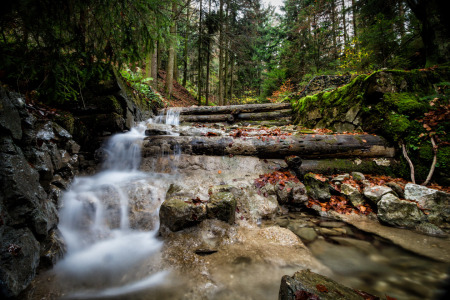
158,103,292,124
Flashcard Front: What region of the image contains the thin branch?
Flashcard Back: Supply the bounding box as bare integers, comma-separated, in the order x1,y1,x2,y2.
401,142,416,184
422,137,438,186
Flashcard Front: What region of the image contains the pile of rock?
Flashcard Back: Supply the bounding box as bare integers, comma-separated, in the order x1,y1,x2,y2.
0,87,80,297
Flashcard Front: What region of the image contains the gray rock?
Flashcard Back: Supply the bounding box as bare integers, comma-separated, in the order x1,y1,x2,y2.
377,193,425,228
340,183,365,207
363,185,393,204
159,195,208,232
351,172,365,181
332,174,350,182
330,237,375,254
0,87,22,141
207,191,236,224
304,173,330,201
386,182,404,198
405,183,450,226
292,227,317,243
279,269,374,300
319,221,345,228
415,222,447,237
0,227,40,298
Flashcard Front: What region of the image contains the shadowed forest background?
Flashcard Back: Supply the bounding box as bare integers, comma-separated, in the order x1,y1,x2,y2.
1,0,449,107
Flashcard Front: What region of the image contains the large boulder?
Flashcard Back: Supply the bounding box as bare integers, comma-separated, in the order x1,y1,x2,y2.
160,184,237,232
0,227,40,298
363,185,393,205
304,173,330,201
340,183,365,207
377,193,425,228
405,183,450,226
279,269,375,300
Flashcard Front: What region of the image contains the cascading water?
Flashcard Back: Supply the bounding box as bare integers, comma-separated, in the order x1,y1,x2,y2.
55,111,180,298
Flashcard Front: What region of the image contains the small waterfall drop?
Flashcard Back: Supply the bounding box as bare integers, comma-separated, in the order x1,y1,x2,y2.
55,111,180,297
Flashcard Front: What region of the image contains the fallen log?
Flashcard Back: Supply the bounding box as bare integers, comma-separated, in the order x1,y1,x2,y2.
180,114,235,123
159,102,291,115
142,134,395,159
236,109,292,121
179,109,292,123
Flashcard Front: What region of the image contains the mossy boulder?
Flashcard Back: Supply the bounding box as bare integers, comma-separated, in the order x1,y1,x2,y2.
207,191,236,224
303,172,330,201
279,269,376,300
291,67,450,183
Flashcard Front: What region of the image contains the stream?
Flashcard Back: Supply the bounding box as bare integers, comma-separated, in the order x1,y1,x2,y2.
24,111,449,300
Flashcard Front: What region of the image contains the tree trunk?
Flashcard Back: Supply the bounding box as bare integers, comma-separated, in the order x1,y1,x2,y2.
331,0,338,60
142,134,395,159
151,41,158,88
341,0,348,46
183,4,190,87
178,109,292,123
218,0,224,106
351,0,358,40
197,0,203,105
165,2,177,97
159,102,291,115
405,0,450,66
205,0,212,106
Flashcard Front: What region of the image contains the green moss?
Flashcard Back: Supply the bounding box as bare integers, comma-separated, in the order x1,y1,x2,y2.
54,112,75,134
383,93,429,116
382,113,411,141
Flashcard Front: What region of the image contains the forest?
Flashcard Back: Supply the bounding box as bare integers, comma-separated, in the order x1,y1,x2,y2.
1,1,450,300
1,0,449,107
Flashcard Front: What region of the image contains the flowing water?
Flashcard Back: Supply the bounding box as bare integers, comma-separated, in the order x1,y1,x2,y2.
27,109,449,300
54,116,179,298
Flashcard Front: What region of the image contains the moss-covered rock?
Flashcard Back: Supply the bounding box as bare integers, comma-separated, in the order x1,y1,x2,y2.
291,67,450,183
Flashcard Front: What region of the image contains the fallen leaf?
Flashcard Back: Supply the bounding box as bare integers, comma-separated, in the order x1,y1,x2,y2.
316,284,328,293
218,170,222,174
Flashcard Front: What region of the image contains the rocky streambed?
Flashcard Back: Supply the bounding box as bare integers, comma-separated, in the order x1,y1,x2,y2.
10,112,450,300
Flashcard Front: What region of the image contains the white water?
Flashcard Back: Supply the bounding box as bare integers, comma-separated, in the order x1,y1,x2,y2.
55,110,180,297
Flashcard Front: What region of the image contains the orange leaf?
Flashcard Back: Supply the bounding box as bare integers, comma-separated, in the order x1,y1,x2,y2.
362,139,367,143
316,284,328,293
218,170,222,174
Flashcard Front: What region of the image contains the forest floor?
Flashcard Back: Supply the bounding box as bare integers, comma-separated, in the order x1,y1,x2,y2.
157,70,198,107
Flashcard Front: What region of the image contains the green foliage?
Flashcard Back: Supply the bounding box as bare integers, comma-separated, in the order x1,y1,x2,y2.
338,38,375,74
120,68,167,108
0,0,171,104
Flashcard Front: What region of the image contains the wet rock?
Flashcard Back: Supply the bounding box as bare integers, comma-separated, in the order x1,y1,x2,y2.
39,229,66,268
275,216,290,228
377,193,424,228
304,172,331,201
340,183,365,207
332,173,350,182
279,269,374,300
386,182,404,199
405,183,450,226
415,222,446,237
285,155,304,179
351,172,365,181
330,237,375,254
66,140,80,154
319,221,345,228
363,185,393,204
207,191,236,224
0,227,40,298
291,227,317,243
159,195,208,232
318,227,344,236
0,87,22,141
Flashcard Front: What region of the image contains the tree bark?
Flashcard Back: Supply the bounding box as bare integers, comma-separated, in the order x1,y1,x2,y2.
143,134,395,159
406,0,450,66
159,102,291,115
341,0,348,46
151,41,158,88
165,3,177,97
218,0,225,106
197,0,203,105
351,0,357,40
178,109,292,123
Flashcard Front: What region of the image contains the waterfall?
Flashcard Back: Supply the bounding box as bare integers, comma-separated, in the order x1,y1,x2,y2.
55,110,180,297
